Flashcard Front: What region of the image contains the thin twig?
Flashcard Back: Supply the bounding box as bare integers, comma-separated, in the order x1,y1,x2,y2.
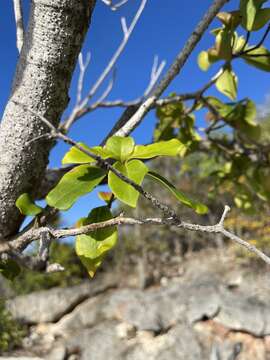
77,52,91,106
16,102,179,221
13,0,24,53
238,24,270,56
62,0,148,132
113,0,229,137
2,206,270,267
101,0,129,11
144,56,166,97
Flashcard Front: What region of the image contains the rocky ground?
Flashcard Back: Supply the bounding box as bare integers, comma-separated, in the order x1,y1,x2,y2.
2,248,270,360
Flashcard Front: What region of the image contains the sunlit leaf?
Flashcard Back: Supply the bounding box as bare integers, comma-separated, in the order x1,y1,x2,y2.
147,171,208,214
215,28,234,60
197,49,220,71
108,160,148,207
240,0,263,30
232,35,246,54
46,165,107,210
216,11,242,29
16,193,42,216
62,143,110,164
216,67,238,100
75,206,117,277
130,139,184,159
252,8,270,31
242,46,270,72
105,136,135,162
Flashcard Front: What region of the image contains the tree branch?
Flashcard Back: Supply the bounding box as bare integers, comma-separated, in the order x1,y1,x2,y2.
2,206,270,268
15,102,179,221
13,0,24,53
62,0,148,132
113,0,229,137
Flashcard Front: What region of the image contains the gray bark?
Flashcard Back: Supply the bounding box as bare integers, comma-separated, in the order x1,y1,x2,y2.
0,0,96,240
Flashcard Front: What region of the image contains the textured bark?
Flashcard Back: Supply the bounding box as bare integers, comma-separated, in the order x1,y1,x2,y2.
0,0,96,240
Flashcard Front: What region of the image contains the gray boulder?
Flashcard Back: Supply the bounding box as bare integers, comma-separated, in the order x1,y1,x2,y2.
6,273,116,324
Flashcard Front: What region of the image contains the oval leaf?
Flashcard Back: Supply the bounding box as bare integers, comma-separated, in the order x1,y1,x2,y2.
215,28,233,60
108,160,148,208
75,206,118,277
62,142,94,164
46,165,107,210
16,193,43,216
147,171,208,214
130,139,184,159
252,8,270,31
62,143,110,164
242,46,270,72
198,50,220,71
105,136,135,162
215,67,238,100
240,0,263,31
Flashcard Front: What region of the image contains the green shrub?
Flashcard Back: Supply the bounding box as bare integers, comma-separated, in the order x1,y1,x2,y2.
0,300,24,353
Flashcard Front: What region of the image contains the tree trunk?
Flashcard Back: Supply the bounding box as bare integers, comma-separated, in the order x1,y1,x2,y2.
0,0,96,240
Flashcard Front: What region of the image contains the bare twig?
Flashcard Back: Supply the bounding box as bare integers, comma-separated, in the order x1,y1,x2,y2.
144,56,166,97
77,52,91,106
62,0,148,132
235,23,270,57
2,206,270,267
101,0,129,11
113,0,229,137
13,0,24,53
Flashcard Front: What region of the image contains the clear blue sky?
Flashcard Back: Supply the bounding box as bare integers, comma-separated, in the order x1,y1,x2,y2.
0,0,269,226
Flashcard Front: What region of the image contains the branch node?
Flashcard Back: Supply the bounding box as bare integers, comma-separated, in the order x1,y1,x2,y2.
219,205,231,226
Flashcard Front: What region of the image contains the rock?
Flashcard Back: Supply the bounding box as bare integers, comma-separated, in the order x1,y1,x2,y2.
66,321,127,360
45,344,66,360
125,323,202,360
0,358,43,360
5,249,270,360
214,289,267,336
6,273,116,324
66,321,202,360
116,322,136,339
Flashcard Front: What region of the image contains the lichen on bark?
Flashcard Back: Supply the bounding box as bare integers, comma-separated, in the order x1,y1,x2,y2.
0,0,96,240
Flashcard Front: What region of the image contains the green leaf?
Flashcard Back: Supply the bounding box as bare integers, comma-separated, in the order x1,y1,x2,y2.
242,46,270,72
155,102,182,141
46,165,107,210
240,0,263,30
62,143,110,164
241,99,257,126
108,160,148,207
215,28,234,60
75,206,118,277
147,171,208,214
105,136,135,162
252,8,270,31
216,11,242,29
216,67,238,100
197,50,220,71
16,193,43,216
62,143,94,164
130,139,184,159
0,260,21,280
233,35,247,54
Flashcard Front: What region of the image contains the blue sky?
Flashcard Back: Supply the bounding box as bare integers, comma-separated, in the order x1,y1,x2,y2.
0,0,269,226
